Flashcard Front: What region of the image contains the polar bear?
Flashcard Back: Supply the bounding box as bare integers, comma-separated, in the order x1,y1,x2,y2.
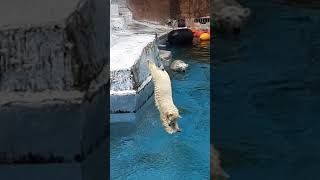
212,0,251,34
170,60,189,72
211,144,230,180
148,60,182,134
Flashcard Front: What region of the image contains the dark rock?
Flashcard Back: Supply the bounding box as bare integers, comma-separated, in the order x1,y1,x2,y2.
167,28,194,45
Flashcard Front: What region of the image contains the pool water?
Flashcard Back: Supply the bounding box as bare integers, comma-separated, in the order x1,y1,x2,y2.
110,41,210,179
212,0,320,179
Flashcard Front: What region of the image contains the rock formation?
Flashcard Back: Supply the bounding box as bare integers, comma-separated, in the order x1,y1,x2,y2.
127,0,209,24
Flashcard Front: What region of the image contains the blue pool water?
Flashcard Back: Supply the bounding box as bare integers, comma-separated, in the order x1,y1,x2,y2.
213,1,320,179
110,41,210,179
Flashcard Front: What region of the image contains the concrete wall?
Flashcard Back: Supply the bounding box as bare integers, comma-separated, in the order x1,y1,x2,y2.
177,0,210,19
128,0,171,23
110,35,162,122
127,0,210,23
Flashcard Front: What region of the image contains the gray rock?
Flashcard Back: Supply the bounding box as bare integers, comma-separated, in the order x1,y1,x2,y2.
159,50,172,67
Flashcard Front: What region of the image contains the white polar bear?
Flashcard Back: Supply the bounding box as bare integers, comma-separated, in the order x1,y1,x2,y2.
170,60,189,72
148,60,182,134
212,0,251,33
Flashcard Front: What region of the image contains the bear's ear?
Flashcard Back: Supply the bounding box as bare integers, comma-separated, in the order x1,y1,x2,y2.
242,8,251,17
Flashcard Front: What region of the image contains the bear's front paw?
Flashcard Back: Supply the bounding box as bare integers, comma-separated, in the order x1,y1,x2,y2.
164,126,176,134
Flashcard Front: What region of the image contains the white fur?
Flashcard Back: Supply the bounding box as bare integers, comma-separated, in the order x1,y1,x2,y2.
170,60,189,72
212,0,251,33
148,60,181,134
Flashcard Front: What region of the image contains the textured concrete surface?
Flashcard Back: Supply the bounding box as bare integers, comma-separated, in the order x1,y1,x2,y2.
128,0,171,23
110,18,170,122
128,0,209,23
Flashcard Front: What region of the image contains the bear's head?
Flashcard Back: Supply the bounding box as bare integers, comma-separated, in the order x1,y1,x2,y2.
214,6,251,34
170,60,189,72
164,109,182,134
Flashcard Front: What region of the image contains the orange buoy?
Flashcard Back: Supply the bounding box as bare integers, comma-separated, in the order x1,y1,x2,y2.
200,33,210,41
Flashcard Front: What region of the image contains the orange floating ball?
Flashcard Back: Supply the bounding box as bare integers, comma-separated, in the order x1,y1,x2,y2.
200,33,210,41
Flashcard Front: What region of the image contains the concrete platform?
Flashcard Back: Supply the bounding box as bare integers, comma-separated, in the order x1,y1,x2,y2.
110,21,171,123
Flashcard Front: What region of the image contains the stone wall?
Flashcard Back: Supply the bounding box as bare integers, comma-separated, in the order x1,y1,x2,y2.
127,0,171,23
128,0,209,24
177,0,210,19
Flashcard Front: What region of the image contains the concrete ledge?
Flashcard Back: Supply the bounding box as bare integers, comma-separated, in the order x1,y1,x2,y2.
111,17,127,31
110,9,171,122
110,75,154,112
110,35,161,123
